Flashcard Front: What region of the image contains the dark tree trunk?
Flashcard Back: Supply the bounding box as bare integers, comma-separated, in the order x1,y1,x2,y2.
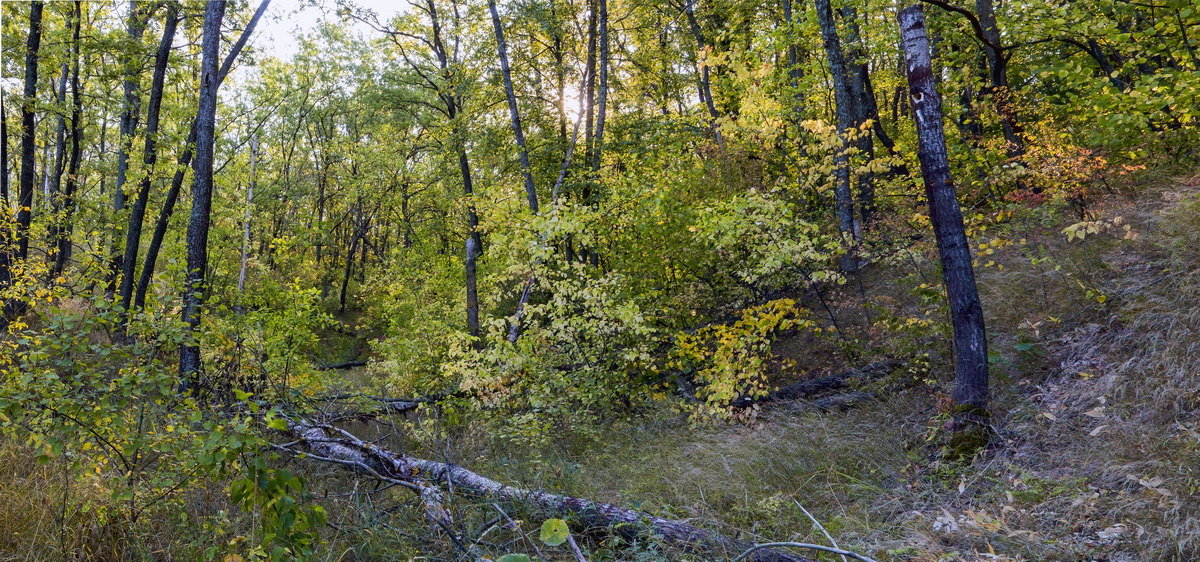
684,2,724,144
1,94,8,206
134,0,270,311
592,0,609,172
899,5,989,426
781,0,807,126
465,235,480,340
487,0,539,214
180,0,227,387
425,0,482,340
50,1,84,278
973,0,1023,157
109,1,150,292
16,1,44,265
119,4,179,315
814,0,859,269
840,5,877,225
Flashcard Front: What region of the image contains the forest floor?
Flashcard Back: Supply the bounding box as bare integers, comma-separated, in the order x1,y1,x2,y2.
315,167,1200,561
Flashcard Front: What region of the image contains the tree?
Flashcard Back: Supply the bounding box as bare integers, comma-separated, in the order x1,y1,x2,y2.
898,4,990,442
118,3,179,316
180,0,228,386
814,0,860,270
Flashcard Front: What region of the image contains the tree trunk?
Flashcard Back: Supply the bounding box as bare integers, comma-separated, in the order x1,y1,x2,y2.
238,134,257,296
287,422,813,562
180,0,227,388
108,1,149,292
487,0,539,214
840,6,878,225
16,1,43,265
814,0,860,270
592,0,609,172
465,235,480,340
898,5,989,428
119,4,179,315
50,1,85,278
973,0,1023,157
684,2,725,144
134,0,270,311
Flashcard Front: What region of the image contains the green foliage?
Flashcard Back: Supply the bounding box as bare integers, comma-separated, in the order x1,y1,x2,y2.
672,299,815,419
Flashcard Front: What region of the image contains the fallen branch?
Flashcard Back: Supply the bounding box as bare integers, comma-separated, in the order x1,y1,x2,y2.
731,360,900,409
285,421,813,562
317,360,368,371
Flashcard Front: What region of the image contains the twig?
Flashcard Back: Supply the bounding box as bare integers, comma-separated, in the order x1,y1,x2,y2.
565,532,588,562
792,500,846,562
733,542,877,562
493,502,547,562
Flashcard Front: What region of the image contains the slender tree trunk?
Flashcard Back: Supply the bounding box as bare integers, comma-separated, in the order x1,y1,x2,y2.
109,1,149,292
426,0,482,340
583,0,599,163
119,5,179,315
899,5,990,433
487,0,538,214
50,3,83,278
973,0,1023,157
238,134,257,296
840,6,877,225
16,1,44,265
814,0,859,270
1,94,8,207
684,2,724,144
338,208,364,315
592,0,609,172
0,95,11,322
782,0,807,124
47,63,69,223
180,0,227,387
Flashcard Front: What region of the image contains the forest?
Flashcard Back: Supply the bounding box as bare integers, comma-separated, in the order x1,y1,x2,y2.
1,0,1198,559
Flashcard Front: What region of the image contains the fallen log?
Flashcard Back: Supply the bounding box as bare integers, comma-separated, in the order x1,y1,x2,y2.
731,360,900,409
285,421,813,562
316,360,368,371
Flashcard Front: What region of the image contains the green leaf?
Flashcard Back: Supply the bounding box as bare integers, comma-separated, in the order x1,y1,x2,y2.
539,518,570,546
267,417,289,430
496,555,532,562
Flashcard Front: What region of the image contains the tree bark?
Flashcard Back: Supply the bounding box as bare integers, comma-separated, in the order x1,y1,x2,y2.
898,5,989,422
238,134,257,297
487,0,539,214
108,1,150,292
16,1,44,265
592,0,609,172
814,0,860,270
287,422,813,562
684,1,725,144
180,0,227,388
119,4,179,315
50,1,85,278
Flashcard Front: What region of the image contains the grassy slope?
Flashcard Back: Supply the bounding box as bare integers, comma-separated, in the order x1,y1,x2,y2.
419,167,1200,561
